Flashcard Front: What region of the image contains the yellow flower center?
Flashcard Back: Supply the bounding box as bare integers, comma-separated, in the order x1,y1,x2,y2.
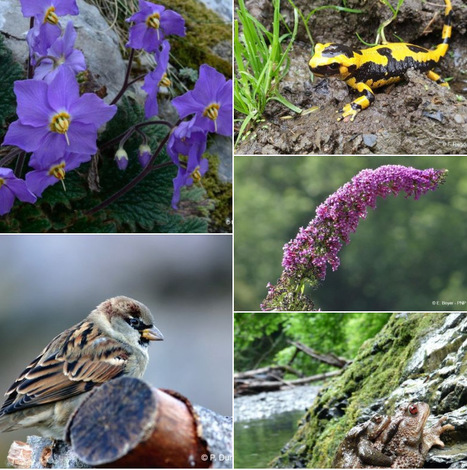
146,12,161,30
50,112,71,145
44,6,59,25
48,162,67,191
159,73,171,88
203,103,220,131
0,178,4,188
48,162,66,180
191,166,202,183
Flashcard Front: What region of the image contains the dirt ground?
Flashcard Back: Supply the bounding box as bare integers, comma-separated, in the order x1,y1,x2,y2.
235,0,467,155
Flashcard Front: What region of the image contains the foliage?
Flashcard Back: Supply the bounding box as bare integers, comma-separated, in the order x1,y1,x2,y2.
234,0,301,145
234,312,391,374
0,37,23,140
0,98,209,232
234,156,467,311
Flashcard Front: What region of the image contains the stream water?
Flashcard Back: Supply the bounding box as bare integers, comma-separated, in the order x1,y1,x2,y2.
234,409,305,468
234,385,321,468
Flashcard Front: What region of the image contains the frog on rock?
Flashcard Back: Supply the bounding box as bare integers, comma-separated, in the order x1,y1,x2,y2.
334,402,454,468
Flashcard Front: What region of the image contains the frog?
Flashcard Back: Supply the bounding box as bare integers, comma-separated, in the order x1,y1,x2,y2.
333,414,395,468
382,402,455,468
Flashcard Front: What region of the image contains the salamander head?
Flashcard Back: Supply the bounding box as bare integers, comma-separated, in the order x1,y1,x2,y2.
309,43,359,79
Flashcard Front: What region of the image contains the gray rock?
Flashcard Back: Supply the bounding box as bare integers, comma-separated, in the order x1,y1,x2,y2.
0,0,126,102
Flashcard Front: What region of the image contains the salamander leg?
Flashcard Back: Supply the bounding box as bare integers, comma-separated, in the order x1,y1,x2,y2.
426,70,450,88
337,83,375,121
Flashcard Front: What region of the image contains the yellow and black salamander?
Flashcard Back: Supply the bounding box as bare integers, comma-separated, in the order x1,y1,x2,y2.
309,0,452,121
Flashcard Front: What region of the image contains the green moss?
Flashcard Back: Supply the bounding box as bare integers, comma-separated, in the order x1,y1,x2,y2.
273,313,448,468
157,0,231,77
204,153,232,233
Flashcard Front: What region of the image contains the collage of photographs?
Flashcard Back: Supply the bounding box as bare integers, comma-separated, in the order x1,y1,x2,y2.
0,0,466,468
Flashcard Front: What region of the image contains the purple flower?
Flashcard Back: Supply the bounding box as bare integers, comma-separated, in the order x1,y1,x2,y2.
141,40,171,118
114,148,129,170
2,68,116,157
138,144,152,167
171,158,208,210
0,168,37,215
34,21,86,83
126,0,185,53
262,165,448,311
27,22,61,64
20,0,79,22
26,151,90,196
167,119,208,209
172,64,232,136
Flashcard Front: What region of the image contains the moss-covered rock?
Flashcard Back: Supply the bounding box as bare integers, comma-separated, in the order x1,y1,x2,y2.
273,313,467,468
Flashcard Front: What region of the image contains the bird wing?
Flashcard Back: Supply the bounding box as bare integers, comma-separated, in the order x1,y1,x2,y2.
0,321,129,415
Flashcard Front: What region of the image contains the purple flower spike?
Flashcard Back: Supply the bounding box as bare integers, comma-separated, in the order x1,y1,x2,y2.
126,0,185,53
167,119,208,209
141,40,171,118
34,21,86,83
0,168,37,215
2,68,116,157
261,165,448,311
20,0,79,22
26,152,91,196
172,64,232,136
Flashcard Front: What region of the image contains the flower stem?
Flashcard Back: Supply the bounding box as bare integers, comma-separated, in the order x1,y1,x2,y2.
110,48,136,106
85,126,175,216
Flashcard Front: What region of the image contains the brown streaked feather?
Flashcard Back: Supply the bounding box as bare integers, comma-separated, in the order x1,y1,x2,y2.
0,321,129,416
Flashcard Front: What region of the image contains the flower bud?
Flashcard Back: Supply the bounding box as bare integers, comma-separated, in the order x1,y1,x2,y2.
138,144,152,167
115,148,129,170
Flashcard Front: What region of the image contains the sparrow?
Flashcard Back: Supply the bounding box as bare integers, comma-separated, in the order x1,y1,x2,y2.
0,296,163,439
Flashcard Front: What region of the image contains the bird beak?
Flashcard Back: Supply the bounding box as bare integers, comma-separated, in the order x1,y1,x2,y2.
141,325,164,341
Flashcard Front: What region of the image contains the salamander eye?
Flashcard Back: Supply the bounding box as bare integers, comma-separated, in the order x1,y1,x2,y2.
409,404,418,415
328,63,340,70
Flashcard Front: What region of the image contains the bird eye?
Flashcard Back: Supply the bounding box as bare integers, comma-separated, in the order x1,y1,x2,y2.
128,317,140,328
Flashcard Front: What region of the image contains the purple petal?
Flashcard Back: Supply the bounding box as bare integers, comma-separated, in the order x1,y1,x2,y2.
26,170,58,197
126,23,148,49
14,79,51,126
66,122,99,154
53,0,79,16
69,94,117,128
0,187,16,215
2,121,49,152
20,0,44,17
160,9,186,36
5,177,37,203
172,92,203,119
47,67,79,111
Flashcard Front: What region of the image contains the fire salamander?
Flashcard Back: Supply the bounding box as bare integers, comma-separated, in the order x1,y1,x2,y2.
308,0,452,121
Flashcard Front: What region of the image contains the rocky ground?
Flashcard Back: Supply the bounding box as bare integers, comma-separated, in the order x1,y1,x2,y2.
235,0,467,155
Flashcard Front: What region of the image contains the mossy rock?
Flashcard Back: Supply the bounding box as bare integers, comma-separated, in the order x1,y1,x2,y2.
273,313,467,468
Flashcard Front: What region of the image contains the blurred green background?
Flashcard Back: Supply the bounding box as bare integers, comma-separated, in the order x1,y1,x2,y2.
234,156,467,311
0,235,232,463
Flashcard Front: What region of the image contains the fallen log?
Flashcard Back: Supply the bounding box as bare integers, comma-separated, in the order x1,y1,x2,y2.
289,341,350,368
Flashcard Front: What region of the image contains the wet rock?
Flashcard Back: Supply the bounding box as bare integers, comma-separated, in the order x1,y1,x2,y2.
274,314,467,468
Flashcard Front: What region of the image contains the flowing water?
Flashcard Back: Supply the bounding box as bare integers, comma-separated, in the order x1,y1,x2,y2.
234,409,305,468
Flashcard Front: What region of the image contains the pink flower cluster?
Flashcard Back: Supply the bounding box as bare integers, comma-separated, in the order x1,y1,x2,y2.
262,165,448,311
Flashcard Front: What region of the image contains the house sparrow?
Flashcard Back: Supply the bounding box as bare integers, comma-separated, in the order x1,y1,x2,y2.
0,296,163,439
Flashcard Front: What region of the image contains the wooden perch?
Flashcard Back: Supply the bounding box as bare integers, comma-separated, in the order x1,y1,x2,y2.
289,341,350,368
7,377,232,469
